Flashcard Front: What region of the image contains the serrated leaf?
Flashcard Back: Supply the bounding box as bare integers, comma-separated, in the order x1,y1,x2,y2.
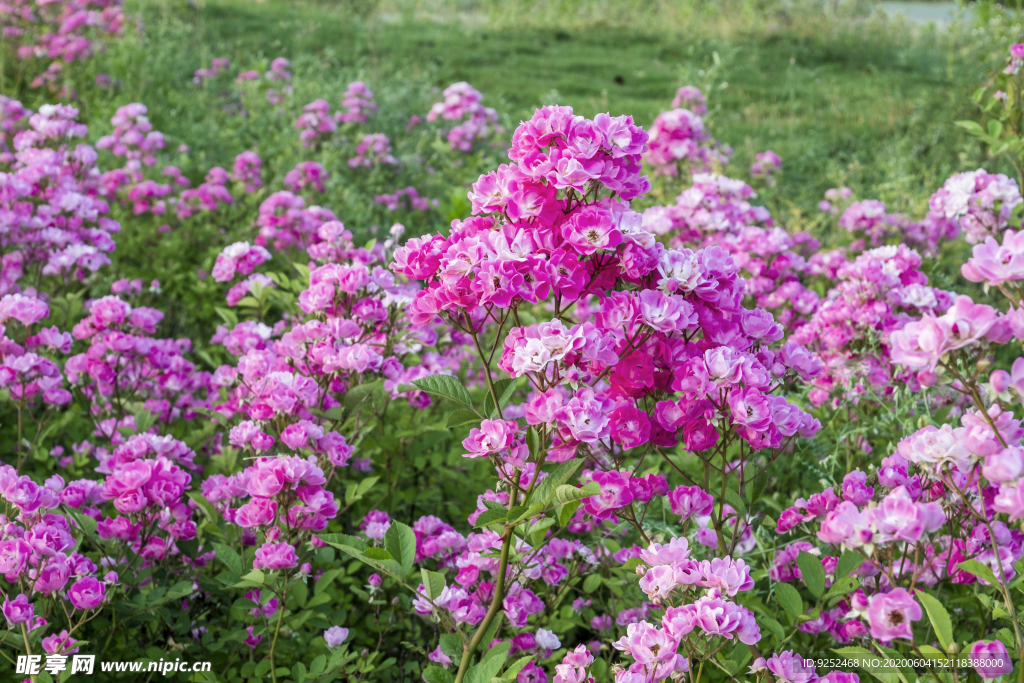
526,517,555,545
314,568,343,595
622,558,643,573
233,569,265,588
528,459,583,507
342,379,384,410
916,589,954,653
474,509,507,527
384,521,417,577
364,547,394,561
824,576,859,601
481,640,510,664
501,655,535,681
723,488,746,517
421,569,446,600
558,500,581,526
760,615,785,641
796,551,825,598
412,374,474,409
745,470,769,506
484,377,518,417
465,648,506,683
447,409,481,428
552,481,600,506
439,632,462,659
423,666,454,683
506,505,528,524
775,582,804,618
212,544,243,577
319,533,407,583
956,559,1001,587
837,549,866,578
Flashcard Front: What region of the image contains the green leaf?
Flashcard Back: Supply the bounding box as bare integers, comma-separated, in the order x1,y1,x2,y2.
528,459,583,507
255,658,273,678
824,576,859,602
474,509,507,528
345,476,380,506
833,647,900,683
723,488,746,518
505,505,528,524
775,582,804,618
66,507,99,544
552,481,600,506
465,647,506,683
233,569,265,588
384,521,417,577
526,518,555,545
446,409,481,428
422,666,454,683
421,569,446,600
187,492,219,523
314,568,344,595
484,378,518,417
319,533,407,583
622,558,643,573
213,544,243,577
955,120,986,136
132,408,157,434
558,500,581,526
760,615,785,641
796,551,825,598
956,560,1001,587
342,379,384,410
745,470,769,506
582,573,603,593
364,547,395,561
837,549,866,578
481,640,510,664
501,656,536,681
439,633,462,659
412,375,475,410
916,589,954,653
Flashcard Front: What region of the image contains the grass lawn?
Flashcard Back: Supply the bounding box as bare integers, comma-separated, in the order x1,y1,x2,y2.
151,0,1005,223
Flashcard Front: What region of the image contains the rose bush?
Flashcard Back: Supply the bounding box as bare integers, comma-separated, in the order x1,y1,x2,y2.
2,3,1024,683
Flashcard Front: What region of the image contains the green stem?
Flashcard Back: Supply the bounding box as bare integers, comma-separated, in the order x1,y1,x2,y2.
267,594,287,683
453,530,513,683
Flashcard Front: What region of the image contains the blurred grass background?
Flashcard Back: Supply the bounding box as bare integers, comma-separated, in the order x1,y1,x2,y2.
12,0,1023,231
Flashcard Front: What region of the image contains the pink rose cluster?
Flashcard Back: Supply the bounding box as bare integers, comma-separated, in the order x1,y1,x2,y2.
295,99,337,147
426,82,500,152
795,244,953,406
283,161,329,194
348,133,397,168
375,186,435,212
0,464,115,633
336,81,377,124
0,102,119,290
96,103,166,171
1,0,126,89
928,169,1021,244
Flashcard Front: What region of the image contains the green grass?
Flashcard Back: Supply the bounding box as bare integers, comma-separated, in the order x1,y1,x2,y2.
68,0,1009,229
6,0,1017,241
